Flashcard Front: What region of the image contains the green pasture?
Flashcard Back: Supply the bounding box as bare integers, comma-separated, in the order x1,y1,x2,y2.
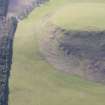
9,0,105,105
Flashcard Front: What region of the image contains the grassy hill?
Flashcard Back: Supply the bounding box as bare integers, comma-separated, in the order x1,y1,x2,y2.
9,0,105,105
51,3,105,30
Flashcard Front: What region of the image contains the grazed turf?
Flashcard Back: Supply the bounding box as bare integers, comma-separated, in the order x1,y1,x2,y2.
9,0,105,105
51,3,105,30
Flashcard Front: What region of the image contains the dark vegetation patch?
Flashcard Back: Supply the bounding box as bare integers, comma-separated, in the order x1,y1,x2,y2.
58,29,105,83
59,30,105,60
42,25,105,83
0,17,17,105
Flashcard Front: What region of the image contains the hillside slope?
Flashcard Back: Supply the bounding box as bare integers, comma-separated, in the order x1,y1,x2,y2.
9,0,105,105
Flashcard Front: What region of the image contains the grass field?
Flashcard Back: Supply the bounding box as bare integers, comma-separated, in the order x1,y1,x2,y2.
9,0,105,105
51,3,105,30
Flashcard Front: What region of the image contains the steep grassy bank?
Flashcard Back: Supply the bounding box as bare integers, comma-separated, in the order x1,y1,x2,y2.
9,0,105,105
